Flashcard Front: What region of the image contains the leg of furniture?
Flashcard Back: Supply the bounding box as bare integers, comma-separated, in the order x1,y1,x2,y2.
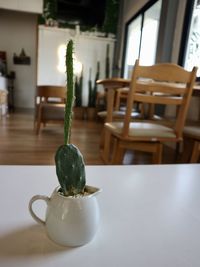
190,140,200,163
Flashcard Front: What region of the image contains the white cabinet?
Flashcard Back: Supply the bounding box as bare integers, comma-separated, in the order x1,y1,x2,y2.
0,0,43,14
37,26,115,106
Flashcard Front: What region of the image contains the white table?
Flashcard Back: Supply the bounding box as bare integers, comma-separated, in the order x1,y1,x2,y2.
0,164,200,267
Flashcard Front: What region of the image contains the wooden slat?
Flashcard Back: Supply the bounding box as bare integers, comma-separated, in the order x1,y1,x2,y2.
137,63,193,83
135,81,186,95
134,94,183,105
37,86,66,98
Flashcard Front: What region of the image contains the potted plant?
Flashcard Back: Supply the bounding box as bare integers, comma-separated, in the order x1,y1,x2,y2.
73,68,86,120
29,40,101,247
87,62,100,120
105,44,110,78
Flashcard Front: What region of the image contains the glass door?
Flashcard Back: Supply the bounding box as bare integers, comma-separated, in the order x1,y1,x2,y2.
183,0,200,78
123,0,162,78
139,0,162,65
123,15,142,78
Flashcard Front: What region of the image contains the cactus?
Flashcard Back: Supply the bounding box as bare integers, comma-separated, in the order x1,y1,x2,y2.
88,68,93,107
93,61,100,106
75,67,83,107
105,44,110,78
55,40,86,196
88,62,100,107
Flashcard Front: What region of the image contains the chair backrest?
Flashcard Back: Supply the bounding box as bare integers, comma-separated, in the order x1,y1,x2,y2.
36,85,66,104
123,60,198,139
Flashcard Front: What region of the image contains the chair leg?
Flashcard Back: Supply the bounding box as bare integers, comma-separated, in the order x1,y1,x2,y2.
190,141,200,163
101,128,112,164
99,127,105,149
36,106,42,135
152,143,163,164
181,138,193,163
174,142,181,163
111,140,125,164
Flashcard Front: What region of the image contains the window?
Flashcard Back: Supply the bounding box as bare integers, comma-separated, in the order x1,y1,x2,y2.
180,0,200,79
123,0,162,78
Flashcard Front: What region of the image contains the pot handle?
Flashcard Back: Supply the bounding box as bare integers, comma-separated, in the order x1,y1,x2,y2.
29,195,50,225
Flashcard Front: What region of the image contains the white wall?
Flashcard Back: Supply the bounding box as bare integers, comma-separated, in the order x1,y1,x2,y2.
0,9,38,108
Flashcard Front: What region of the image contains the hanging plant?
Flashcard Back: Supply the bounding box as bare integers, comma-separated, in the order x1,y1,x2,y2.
103,0,119,35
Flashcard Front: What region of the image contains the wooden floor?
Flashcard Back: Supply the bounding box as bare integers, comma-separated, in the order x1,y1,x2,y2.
0,109,177,165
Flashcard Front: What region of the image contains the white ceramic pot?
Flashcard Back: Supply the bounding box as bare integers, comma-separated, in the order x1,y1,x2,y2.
29,185,101,247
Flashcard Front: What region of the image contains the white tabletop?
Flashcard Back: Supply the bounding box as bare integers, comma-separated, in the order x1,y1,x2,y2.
0,164,200,267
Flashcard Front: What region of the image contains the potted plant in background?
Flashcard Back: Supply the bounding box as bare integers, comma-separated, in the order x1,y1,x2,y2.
73,68,86,120
87,62,100,120
29,40,101,247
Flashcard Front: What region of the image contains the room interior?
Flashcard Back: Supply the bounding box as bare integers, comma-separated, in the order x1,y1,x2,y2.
0,0,199,165
1,2,200,264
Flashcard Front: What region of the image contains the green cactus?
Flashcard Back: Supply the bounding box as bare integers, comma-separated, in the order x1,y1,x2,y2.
88,62,100,107
75,67,83,107
88,68,93,107
55,40,86,196
93,61,100,106
105,44,110,78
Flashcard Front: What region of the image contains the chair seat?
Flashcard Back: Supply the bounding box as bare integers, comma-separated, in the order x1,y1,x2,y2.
105,121,176,139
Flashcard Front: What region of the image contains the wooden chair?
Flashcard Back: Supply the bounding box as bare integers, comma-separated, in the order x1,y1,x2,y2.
101,59,197,164
96,78,143,148
182,122,200,163
97,87,142,121
35,85,66,134
96,78,142,122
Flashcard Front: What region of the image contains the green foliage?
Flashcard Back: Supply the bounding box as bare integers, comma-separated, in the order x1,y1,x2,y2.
55,40,86,197
55,144,86,196
88,62,100,107
39,0,57,24
88,68,93,107
105,44,110,78
64,40,74,145
103,0,119,34
75,68,83,107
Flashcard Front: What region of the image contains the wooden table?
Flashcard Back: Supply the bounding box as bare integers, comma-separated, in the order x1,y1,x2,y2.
0,164,200,267
97,78,130,122
97,78,200,122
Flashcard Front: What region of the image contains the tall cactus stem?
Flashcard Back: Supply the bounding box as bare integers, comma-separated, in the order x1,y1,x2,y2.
64,40,74,145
